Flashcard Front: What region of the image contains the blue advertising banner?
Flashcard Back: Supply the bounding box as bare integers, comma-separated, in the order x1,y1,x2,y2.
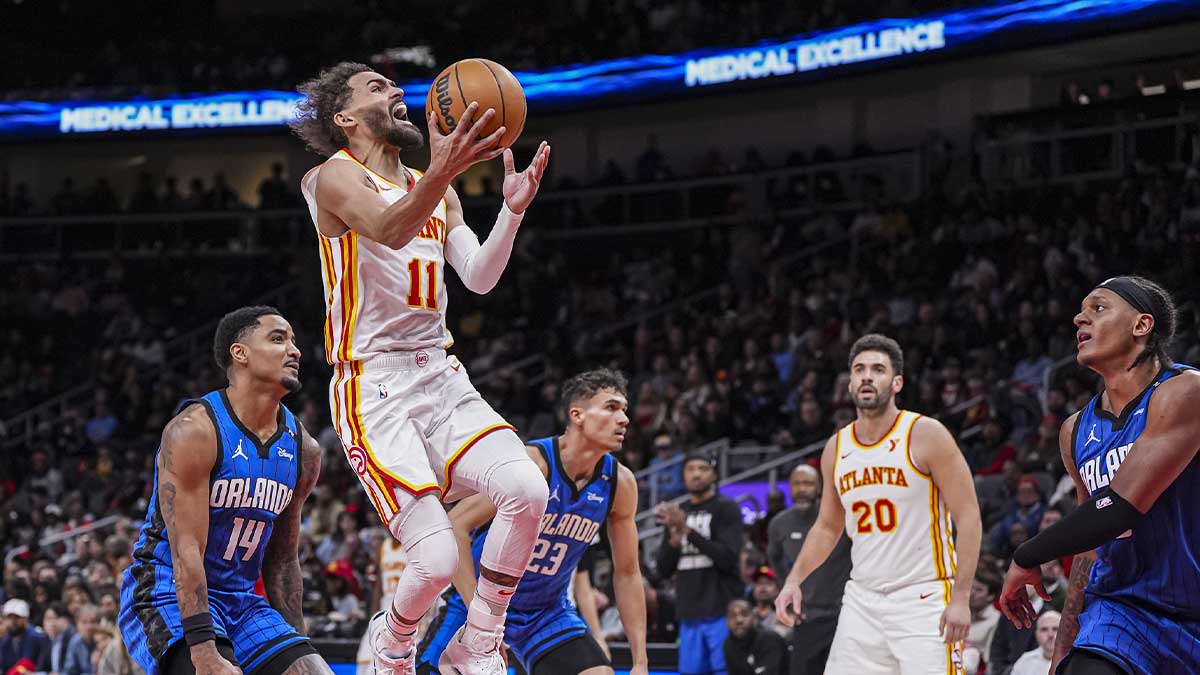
1,0,1195,139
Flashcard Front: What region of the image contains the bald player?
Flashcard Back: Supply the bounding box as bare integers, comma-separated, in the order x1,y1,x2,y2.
766,464,851,675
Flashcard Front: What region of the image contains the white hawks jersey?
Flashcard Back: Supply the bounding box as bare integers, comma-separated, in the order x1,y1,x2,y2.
301,148,453,364
833,410,957,594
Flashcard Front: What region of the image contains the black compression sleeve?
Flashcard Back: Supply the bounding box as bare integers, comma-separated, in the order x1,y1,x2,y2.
1012,486,1141,568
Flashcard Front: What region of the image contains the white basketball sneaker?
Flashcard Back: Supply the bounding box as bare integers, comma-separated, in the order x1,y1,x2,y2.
438,624,506,675
367,611,416,675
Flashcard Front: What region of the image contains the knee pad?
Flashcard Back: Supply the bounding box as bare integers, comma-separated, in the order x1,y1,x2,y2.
389,493,457,587
403,528,458,588
488,457,549,520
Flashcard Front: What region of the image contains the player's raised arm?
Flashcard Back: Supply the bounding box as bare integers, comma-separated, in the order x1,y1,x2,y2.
776,436,845,627
913,416,982,645
607,464,650,675
444,142,550,295
157,407,239,675
261,426,323,635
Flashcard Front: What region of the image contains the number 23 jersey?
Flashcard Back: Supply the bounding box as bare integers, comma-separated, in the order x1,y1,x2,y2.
833,410,956,592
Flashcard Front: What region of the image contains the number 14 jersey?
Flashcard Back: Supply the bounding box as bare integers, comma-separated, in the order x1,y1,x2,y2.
129,390,302,594
833,410,957,593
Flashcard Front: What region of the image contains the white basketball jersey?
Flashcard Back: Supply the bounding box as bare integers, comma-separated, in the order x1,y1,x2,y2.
301,149,453,364
833,410,956,593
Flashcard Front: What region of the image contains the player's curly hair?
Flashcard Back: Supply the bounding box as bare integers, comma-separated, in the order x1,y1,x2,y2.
214,305,282,371
1125,275,1177,371
290,62,372,157
559,369,629,422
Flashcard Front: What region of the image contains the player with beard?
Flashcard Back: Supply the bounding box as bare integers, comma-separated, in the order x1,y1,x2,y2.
766,464,851,675
999,276,1200,675
775,334,982,674
120,307,332,675
292,63,552,675
655,454,745,675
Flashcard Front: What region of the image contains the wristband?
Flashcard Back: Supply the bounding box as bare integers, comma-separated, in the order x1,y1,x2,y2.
182,613,216,646
1012,486,1141,568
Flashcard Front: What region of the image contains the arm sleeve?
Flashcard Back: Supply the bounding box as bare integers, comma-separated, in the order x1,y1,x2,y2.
685,500,743,574
443,205,523,294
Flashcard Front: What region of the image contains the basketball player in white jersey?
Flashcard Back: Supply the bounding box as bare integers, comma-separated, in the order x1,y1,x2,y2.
291,62,553,675
775,334,982,674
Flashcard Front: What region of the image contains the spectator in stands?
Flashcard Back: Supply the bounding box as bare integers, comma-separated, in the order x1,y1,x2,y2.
208,172,241,210
964,569,1002,675
1040,559,1067,612
1009,610,1060,675
646,433,686,502
126,172,160,213
88,625,113,672
1016,415,1062,474
655,453,744,675
986,475,1046,554
305,485,345,540
74,605,100,662
257,162,292,209
988,586,1041,675
966,417,1017,475
766,463,849,675
723,599,788,675
749,567,788,638
315,510,361,564
1,599,50,674
41,602,91,675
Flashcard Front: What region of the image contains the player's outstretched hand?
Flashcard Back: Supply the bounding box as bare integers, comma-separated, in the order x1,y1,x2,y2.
999,560,1050,629
502,141,551,214
939,597,971,644
427,102,506,178
775,581,803,627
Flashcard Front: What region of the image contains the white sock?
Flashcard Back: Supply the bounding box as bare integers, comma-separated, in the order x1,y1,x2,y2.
465,577,512,635
381,610,417,658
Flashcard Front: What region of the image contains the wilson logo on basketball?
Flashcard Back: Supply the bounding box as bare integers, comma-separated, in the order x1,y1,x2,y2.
434,74,456,130
416,351,429,367
347,446,368,476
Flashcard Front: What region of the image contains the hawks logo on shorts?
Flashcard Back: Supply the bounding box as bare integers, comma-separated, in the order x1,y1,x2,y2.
347,446,369,477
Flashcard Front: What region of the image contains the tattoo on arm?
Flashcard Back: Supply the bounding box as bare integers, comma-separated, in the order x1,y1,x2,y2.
1053,554,1094,662
160,482,178,531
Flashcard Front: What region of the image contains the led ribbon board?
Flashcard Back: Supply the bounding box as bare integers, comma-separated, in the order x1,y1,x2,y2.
0,0,1195,139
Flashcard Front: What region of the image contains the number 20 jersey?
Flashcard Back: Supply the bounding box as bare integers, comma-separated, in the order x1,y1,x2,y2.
129,389,302,594
833,410,957,593
301,149,452,364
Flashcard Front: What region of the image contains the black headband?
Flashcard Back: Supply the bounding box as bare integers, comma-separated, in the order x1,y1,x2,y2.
1095,277,1159,324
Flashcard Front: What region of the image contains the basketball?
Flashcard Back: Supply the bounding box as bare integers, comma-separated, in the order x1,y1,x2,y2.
426,58,526,148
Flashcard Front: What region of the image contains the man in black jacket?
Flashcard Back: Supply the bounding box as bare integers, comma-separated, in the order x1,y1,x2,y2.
724,599,788,675
656,453,744,675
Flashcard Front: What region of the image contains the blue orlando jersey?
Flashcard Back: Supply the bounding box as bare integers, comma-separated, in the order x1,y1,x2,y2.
1072,363,1200,618
130,390,302,594
489,437,616,613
